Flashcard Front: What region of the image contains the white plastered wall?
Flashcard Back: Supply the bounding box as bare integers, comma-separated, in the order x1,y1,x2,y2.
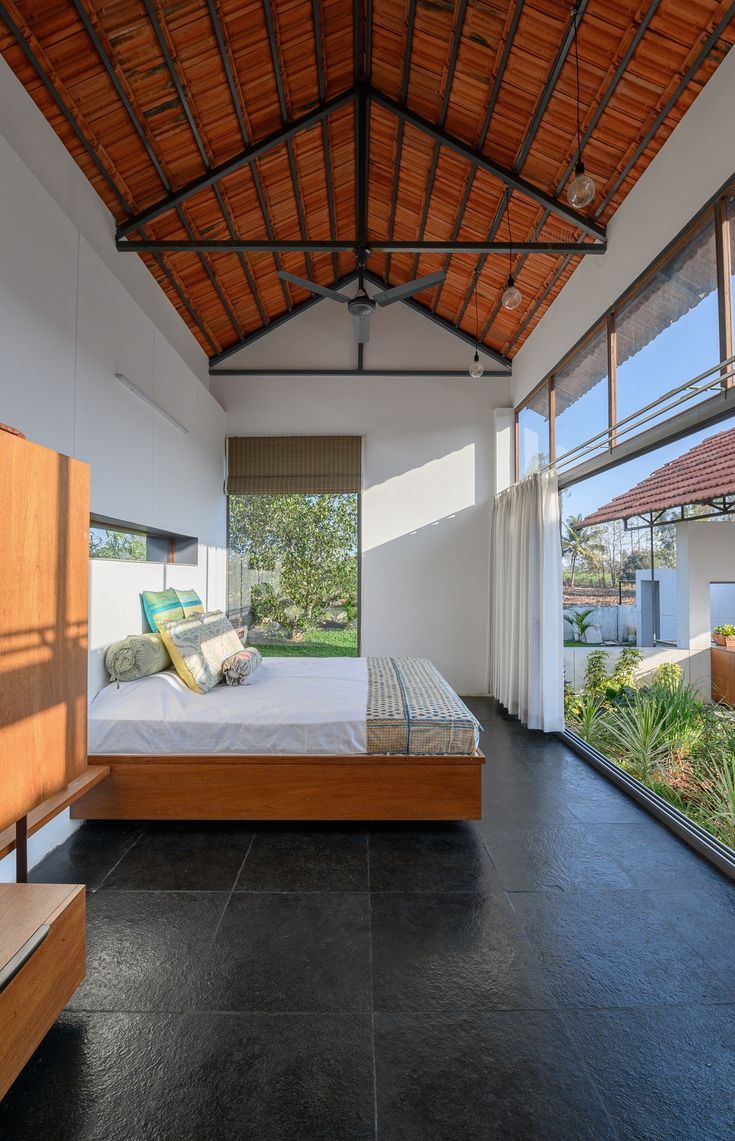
0,62,226,878
676,520,735,696
211,288,512,695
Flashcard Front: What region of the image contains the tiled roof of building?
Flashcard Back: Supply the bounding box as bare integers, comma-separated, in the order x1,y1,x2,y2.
579,426,735,526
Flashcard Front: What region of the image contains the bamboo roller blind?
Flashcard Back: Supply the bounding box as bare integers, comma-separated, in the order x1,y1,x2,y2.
226,436,363,495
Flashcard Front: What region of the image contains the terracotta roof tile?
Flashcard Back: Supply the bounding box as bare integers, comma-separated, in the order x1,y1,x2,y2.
579,425,735,526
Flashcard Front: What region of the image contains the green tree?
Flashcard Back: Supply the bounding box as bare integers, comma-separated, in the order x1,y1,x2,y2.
89,527,146,561
228,494,358,629
562,515,602,586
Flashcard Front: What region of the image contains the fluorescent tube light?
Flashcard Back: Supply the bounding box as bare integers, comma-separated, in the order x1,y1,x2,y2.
115,372,189,434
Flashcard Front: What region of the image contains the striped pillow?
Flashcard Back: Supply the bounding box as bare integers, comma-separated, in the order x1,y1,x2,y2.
176,588,204,617
222,646,263,686
142,587,184,633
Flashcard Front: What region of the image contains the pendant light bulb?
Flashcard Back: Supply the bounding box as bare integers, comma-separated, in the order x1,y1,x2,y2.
501,275,522,311
567,158,596,208
469,350,484,379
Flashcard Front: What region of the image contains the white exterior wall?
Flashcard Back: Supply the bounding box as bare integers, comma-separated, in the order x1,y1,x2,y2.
0,67,226,878
210,294,512,696
511,47,735,410
677,520,735,695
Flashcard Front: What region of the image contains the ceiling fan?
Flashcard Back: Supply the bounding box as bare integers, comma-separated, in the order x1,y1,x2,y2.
277,249,445,344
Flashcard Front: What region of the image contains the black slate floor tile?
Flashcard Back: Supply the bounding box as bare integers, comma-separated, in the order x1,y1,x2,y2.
0,1012,180,1141
236,827,368,891
368,823,499,892
69,890,226,1013
103,822,254,891
599,821,730,890
29,821,142,891
371,891,556,1011
567,1004,735,1141
647,881,735,988
482,822,635,890
145,1012,375,1141
510,888,734,1008
374,1011,615,1141
196,891,372,1012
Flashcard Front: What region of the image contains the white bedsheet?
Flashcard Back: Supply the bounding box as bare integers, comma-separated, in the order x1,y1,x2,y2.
88,657,368,755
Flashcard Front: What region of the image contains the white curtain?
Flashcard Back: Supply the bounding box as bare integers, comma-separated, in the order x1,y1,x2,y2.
488,470,564,732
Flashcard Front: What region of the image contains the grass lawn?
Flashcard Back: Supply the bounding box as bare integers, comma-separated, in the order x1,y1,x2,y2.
256,626,358,657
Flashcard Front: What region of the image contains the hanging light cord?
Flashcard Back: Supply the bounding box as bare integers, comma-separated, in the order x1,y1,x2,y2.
572,3,582,163
506,188,513,281
474,268,480,347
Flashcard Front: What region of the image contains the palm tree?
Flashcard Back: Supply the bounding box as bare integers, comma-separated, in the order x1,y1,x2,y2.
562,515,602,587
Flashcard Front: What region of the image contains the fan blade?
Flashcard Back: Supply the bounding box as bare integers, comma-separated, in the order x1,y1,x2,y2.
352,313,371,344
373,270,446,307
277,270,350,303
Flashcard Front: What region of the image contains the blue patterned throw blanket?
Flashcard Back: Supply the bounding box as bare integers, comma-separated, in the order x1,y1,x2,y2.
366,657,480,756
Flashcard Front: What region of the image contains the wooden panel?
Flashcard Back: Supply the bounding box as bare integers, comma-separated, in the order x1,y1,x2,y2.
0,766,110,862
711,646,735,704
0,432,90,833
0,885,85,1100
73,752,486,821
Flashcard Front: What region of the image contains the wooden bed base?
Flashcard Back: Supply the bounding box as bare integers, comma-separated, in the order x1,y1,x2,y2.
73,751,485,821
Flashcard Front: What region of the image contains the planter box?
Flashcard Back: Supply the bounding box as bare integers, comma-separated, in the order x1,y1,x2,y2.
713,633,735,647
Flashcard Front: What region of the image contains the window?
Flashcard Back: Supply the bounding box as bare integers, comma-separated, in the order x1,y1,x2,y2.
89,517,197,564
89,525,145,562
728,192,735,351
554,323,608,462
616,214,719,426
518,386,549,478
227,494,359,657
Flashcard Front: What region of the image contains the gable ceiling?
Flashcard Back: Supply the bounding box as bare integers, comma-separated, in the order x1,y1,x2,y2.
0,0,733,374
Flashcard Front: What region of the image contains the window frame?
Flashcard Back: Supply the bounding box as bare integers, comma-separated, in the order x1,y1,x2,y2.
513,170,735,480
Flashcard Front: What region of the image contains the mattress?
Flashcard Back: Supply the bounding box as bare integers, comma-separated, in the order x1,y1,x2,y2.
88,655,481,757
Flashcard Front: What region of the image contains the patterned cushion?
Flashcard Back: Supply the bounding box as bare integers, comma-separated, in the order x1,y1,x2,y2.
159,610,243,694
222,646,263,686
176,588,204,617
142,587,184,633
105,633,171,684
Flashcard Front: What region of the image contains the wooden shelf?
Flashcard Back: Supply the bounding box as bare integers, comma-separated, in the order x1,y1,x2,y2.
0,883,85,1099
0,766,110,862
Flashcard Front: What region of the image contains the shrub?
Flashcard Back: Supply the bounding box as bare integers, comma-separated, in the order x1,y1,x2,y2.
603,692,672,783
574,694,607,749
714,624,735,636
610,647,643,690
583,649,609,696
654,661,683,692
697,734,735,847
564,607,598,643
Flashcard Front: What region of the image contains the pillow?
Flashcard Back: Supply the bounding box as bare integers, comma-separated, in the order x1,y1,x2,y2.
222,646,263,686
142,587,184,633
159,610,243,694
175,587,204,617
105,633,172,684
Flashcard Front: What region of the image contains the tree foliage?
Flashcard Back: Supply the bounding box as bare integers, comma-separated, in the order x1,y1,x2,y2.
228,494,358,630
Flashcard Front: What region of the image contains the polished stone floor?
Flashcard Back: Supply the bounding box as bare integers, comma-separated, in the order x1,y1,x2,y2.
2,699,735,1139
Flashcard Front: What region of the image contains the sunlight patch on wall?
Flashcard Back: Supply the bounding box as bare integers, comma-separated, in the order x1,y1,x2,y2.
362,445,476,552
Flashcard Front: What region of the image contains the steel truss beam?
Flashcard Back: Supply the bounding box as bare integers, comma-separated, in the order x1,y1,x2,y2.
368,88,606,241
115,88,357,239
117,239,606,255
208,270,512,370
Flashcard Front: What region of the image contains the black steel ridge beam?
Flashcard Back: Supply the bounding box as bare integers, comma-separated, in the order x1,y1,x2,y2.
116,88,356,239
209,368,512,377
117,238,606,255
368,88,606,242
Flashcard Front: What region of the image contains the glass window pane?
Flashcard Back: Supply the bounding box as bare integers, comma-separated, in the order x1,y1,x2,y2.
554,324,608,463
728,194,735,352
616,214,719,429
89,526,146,561
518,386,549,477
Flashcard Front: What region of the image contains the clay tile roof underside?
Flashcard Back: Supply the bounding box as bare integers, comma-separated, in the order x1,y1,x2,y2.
579,425,735,525
1,1,733,367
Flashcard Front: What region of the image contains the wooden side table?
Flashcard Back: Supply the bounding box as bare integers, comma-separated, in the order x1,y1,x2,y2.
0,883,85,1100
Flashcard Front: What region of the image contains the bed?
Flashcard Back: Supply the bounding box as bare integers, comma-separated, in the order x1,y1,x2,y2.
73,656,485,821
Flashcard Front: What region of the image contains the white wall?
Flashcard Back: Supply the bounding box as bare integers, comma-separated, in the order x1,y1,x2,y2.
0,77,226,879
211,292,512,696
677,520,735,695
635,567,678,645
511,46,735,409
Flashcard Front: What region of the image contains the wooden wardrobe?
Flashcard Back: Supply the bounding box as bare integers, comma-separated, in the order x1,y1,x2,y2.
0,428,90,836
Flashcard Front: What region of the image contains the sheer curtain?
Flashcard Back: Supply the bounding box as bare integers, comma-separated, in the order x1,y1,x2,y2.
488,470,564,732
